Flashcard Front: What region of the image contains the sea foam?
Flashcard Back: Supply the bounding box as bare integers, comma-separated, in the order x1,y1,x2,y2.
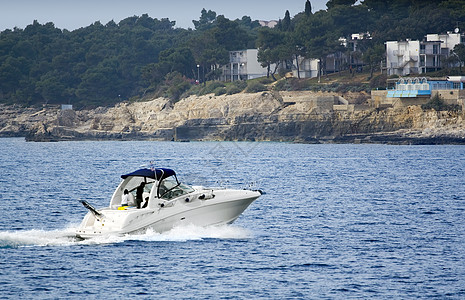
0,224,252,248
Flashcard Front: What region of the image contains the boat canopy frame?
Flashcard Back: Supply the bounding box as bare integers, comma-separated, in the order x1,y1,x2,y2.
121,168,181,199
121,168,177,182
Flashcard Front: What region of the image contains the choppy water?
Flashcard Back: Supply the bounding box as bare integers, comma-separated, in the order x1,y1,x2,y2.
1,138,464,299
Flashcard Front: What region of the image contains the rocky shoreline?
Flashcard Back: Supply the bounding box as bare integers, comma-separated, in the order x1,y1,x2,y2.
1,91,465,144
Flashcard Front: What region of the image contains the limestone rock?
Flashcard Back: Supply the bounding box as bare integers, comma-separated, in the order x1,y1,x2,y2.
1,91,464,144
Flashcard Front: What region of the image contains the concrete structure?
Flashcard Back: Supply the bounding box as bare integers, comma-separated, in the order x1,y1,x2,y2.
372,76,465,109
386,77,431,98
220,49,271,82
386,30,464,76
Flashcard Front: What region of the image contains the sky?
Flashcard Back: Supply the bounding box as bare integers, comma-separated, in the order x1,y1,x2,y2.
0,0,331,31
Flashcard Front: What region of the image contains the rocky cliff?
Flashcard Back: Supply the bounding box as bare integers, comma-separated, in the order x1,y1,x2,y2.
1,91,465,144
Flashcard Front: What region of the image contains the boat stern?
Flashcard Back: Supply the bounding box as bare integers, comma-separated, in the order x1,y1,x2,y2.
75,208,147,239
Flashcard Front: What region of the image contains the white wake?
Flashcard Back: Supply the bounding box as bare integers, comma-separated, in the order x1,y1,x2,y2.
0,224,252,248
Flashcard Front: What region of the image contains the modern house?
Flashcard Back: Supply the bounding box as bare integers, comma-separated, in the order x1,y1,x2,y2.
385,29,464,76
426,31,462,52
220,49,271,82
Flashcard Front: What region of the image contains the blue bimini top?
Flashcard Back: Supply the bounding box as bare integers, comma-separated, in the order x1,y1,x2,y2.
121,168,176,181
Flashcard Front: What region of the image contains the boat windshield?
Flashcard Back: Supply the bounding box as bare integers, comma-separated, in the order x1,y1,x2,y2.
158,176,194,200
124,177,155,194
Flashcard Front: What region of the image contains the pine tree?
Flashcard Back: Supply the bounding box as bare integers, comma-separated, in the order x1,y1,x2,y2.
283,10,291,31
305,0,312,16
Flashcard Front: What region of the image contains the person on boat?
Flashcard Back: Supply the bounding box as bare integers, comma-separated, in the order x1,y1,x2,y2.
141,196,149,208
136,182,145,209
121,189,130,207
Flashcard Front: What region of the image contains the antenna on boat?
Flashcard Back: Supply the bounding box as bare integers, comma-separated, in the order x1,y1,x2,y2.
139,160,157,170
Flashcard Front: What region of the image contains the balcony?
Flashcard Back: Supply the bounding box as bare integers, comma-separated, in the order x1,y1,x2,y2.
420,49,440,55
230,57,246,63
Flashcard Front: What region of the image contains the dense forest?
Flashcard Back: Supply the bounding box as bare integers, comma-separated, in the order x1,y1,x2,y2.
1,0,465,108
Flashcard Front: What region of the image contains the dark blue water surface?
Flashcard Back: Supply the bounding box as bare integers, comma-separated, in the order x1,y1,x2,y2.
1,138,464,299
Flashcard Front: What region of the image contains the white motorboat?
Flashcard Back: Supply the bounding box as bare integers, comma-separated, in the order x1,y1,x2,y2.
75,167,261,239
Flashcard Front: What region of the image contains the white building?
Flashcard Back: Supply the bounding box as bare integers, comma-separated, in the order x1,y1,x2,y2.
419,40,442,73
292,57,320,79
386,30,464,76
220,49,271,82
340,32,372,52
426,30,462,51
385,40,421,76
258,20,278,28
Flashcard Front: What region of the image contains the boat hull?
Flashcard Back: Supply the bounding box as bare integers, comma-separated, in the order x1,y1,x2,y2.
76,189,260,239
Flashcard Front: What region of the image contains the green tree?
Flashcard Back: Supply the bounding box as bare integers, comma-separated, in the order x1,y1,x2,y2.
257,28,292,80
282,10,292,31
0,57,28,95
234,16,261,48
326,0,357,9
362,44,385,79
289,29,307,79
76,58,126,106
192,9,217,30
293,10,344,78
305,0,313,16
2,1,465,107
452,44,465,72
158,47,197,79
162,71,191,101
189,31,228,82
440,0,465,20
214,15,248,51
327,4,371,36
35,70,69,104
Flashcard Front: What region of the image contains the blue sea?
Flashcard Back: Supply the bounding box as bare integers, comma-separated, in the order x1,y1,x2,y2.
0,138,464,299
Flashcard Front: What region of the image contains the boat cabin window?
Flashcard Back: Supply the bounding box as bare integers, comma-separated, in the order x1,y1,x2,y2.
158,176,194,200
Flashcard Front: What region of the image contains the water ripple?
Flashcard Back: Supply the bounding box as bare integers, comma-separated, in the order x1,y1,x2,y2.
0,139,464,299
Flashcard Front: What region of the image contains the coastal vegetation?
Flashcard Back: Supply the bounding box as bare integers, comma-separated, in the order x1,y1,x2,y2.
421,94,462,111
1,0,465,108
